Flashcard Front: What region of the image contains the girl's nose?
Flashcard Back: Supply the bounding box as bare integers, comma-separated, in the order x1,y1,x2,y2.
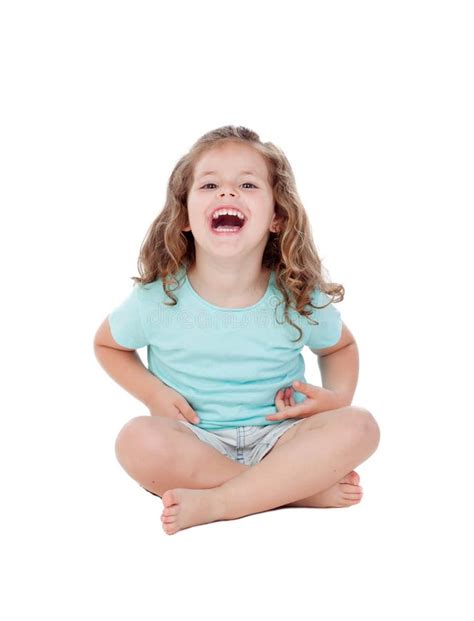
218,182,238,197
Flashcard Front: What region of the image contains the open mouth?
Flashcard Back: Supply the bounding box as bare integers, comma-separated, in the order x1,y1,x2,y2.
209,212,247,235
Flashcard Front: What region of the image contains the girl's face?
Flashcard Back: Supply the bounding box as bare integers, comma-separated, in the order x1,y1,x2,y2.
185,141,280,259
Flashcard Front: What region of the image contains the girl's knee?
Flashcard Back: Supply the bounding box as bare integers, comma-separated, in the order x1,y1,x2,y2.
114,416,168,463
362,411,380,449
348,408,380,447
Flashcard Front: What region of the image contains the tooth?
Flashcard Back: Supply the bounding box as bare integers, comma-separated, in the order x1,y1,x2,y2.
212,209,245,220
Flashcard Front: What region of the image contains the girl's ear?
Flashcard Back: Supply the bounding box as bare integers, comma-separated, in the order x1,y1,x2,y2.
270,216,282,234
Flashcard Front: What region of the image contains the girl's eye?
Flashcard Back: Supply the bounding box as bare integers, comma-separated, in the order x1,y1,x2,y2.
200,182,257,189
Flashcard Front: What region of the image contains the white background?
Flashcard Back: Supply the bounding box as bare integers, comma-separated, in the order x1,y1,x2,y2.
2,1,473,619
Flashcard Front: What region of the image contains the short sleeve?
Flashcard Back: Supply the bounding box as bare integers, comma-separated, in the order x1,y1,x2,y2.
306,289,343,349
107,285,149,350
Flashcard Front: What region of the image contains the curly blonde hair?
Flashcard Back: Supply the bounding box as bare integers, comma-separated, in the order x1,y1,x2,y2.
131,125,344,343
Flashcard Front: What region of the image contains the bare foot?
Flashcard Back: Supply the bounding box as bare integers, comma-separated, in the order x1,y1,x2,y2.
285,470,364,509
160,488,227,535
160,471,363,534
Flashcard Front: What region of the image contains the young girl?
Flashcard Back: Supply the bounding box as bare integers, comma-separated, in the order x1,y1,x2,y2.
94,125,380,536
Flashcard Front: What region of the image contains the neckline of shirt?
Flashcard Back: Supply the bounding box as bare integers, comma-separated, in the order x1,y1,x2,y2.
183,268,275,312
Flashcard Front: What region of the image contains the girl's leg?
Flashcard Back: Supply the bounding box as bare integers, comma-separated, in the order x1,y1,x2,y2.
114,416,249,496
213,406,380,520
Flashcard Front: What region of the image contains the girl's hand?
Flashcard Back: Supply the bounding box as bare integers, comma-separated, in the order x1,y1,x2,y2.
274,385,296,413
147,385,200,424
266,381,344,421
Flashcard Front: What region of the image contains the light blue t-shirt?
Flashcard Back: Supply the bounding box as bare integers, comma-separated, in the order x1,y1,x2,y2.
107,267,342,430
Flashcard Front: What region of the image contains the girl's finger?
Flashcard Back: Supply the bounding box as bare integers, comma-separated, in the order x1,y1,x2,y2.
275,389,285,411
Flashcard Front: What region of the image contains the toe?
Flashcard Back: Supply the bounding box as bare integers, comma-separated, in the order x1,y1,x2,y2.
162,489,179,508
340,471,360,485
163,507,178,517
339,496,362,507
340,483,362,493
161,514,174,523
162,522,175,534
347,471,360,485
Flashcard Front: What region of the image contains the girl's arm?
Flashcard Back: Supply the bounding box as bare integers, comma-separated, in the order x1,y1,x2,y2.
311,322,359,406
93,317,166,408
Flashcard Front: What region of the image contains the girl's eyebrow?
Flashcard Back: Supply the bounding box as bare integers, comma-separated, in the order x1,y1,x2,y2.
197,170,261,179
